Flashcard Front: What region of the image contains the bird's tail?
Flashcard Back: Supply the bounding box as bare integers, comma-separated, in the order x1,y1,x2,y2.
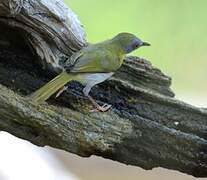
29,71,76,104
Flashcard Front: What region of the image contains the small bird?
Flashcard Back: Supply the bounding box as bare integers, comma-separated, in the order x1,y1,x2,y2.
30,33,150,112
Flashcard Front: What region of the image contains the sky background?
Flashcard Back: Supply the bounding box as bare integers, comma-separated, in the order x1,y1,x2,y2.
66,0,207,104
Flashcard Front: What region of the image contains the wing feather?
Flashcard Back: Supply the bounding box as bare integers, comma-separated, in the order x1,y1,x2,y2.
65,45,120,73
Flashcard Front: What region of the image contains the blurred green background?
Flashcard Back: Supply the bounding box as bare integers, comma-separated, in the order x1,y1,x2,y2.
66,0,207,100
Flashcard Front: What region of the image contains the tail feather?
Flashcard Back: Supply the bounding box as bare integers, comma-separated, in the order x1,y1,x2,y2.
29,71,74,104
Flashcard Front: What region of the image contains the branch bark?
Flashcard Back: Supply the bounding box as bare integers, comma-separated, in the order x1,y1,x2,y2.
0,0,206,177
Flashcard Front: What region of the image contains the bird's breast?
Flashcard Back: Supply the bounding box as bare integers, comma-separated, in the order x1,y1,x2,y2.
101,54,124,72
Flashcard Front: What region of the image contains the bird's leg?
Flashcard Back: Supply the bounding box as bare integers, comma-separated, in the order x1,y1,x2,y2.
55,86,68,98
83,85,112,112
87,95,112,112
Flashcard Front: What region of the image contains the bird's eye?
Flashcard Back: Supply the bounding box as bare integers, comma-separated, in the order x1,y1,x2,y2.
133,44,139,48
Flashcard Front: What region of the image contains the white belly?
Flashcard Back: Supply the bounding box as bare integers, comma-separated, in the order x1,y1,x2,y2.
79,72,114,86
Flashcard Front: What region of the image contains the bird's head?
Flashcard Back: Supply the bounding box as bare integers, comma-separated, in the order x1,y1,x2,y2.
112,32,150,54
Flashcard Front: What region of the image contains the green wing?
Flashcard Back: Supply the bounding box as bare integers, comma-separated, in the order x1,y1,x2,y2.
66,45,121,73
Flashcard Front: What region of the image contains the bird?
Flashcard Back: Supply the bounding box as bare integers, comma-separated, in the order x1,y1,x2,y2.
29,32,150,112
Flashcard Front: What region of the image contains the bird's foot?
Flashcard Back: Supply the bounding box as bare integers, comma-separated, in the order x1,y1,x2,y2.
90,103,112,112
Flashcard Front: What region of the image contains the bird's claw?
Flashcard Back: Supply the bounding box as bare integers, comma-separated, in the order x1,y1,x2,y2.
90,103,112,112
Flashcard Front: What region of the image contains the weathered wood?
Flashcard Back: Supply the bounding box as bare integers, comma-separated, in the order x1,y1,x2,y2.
0,0,86,73
0,0,206,178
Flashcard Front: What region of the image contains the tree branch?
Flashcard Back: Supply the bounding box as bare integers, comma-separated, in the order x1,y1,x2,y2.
0,0,206,177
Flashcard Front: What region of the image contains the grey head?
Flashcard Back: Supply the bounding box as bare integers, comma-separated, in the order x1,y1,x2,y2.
112,32,150,54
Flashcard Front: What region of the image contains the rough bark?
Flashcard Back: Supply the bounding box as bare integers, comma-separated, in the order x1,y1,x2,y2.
0,0,86,73
0,0,206,178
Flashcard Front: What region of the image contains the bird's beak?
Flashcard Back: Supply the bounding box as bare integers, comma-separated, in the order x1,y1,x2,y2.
141,42,151,46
